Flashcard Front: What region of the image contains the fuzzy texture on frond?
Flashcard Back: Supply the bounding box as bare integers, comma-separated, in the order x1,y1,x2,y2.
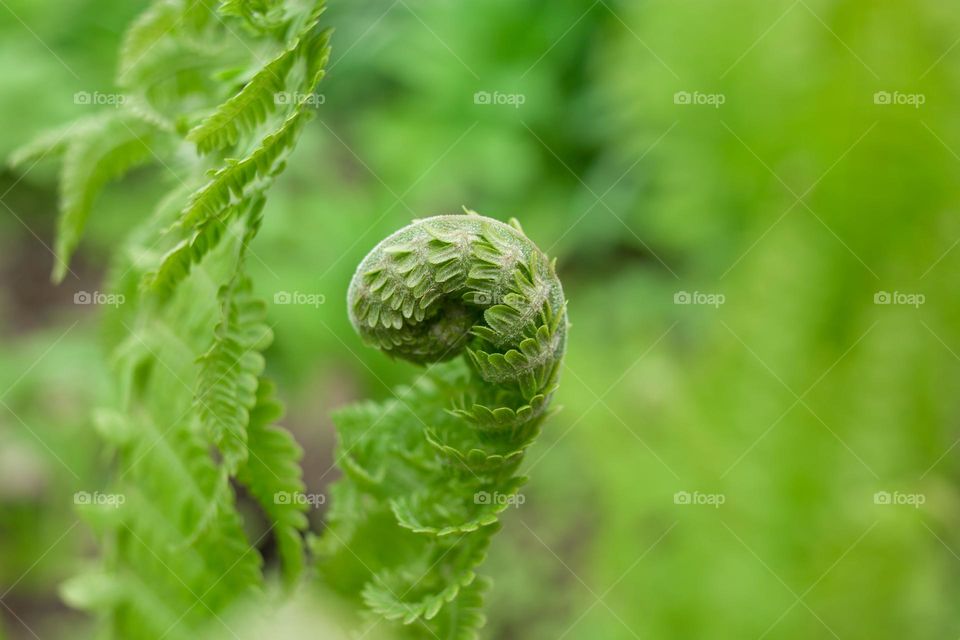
319,212,568,639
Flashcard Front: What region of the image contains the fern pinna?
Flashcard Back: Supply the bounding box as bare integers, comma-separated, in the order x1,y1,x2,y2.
11,1,331,637
318,213,568,638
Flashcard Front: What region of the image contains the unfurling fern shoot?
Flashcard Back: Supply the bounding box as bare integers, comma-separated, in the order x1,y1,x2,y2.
319,212,568,638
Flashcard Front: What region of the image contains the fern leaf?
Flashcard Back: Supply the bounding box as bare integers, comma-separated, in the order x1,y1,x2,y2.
390,476,526,536
96,312,266,639
16,0,335,635
147,217,229,296
8,118,99,168
186,20,330,155
186,47,297,155
182,108,309,229
420,575,491,640
118,0,183,81
196,273,272,472
218,0,286,30
54,112,162,282
237,379,309,586
360,527,495,626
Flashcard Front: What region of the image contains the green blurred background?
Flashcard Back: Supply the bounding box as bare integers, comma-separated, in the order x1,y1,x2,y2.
2,0,960,638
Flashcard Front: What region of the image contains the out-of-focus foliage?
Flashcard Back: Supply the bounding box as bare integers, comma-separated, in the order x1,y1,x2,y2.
1,0,959,638
3,0,332,638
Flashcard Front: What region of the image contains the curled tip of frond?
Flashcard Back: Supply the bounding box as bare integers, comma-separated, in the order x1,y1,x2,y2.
325,213,567,637
344,211,566,460
347,212,567,375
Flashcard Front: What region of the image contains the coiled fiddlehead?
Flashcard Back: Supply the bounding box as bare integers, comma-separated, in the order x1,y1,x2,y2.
319,211,567,638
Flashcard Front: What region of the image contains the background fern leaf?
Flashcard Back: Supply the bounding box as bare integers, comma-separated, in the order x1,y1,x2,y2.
118,0,183,81
236,379,309,586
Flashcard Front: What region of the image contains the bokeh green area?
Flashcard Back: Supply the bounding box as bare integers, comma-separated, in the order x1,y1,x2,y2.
2,0,960,638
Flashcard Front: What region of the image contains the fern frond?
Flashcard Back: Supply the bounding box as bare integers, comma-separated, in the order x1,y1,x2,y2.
418,575,491,640
117,0,238,113
80,298,266,639
360,526,495,625
8,0,338,634
390,476,526,536
321,214,568,637
146,106,311,294
10,110,167,282
218,0,286,30
196,273,272,472
147,216,229,296
54,112,163,282
182,108,309,229
8,118,99,168
118,0,183,81
186,46,296,155
186,17,330,155
237,379,309,586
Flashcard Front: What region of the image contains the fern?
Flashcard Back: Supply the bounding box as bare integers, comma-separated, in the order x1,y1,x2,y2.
7,110,167,283
10,1,566,636
318,213,568,638
117,0,184,80
236,379,309,586
186,7,329,154
195,267,270,473
12,0,331,637
219,0,287,30
141,105,320,296
181,106,314,230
